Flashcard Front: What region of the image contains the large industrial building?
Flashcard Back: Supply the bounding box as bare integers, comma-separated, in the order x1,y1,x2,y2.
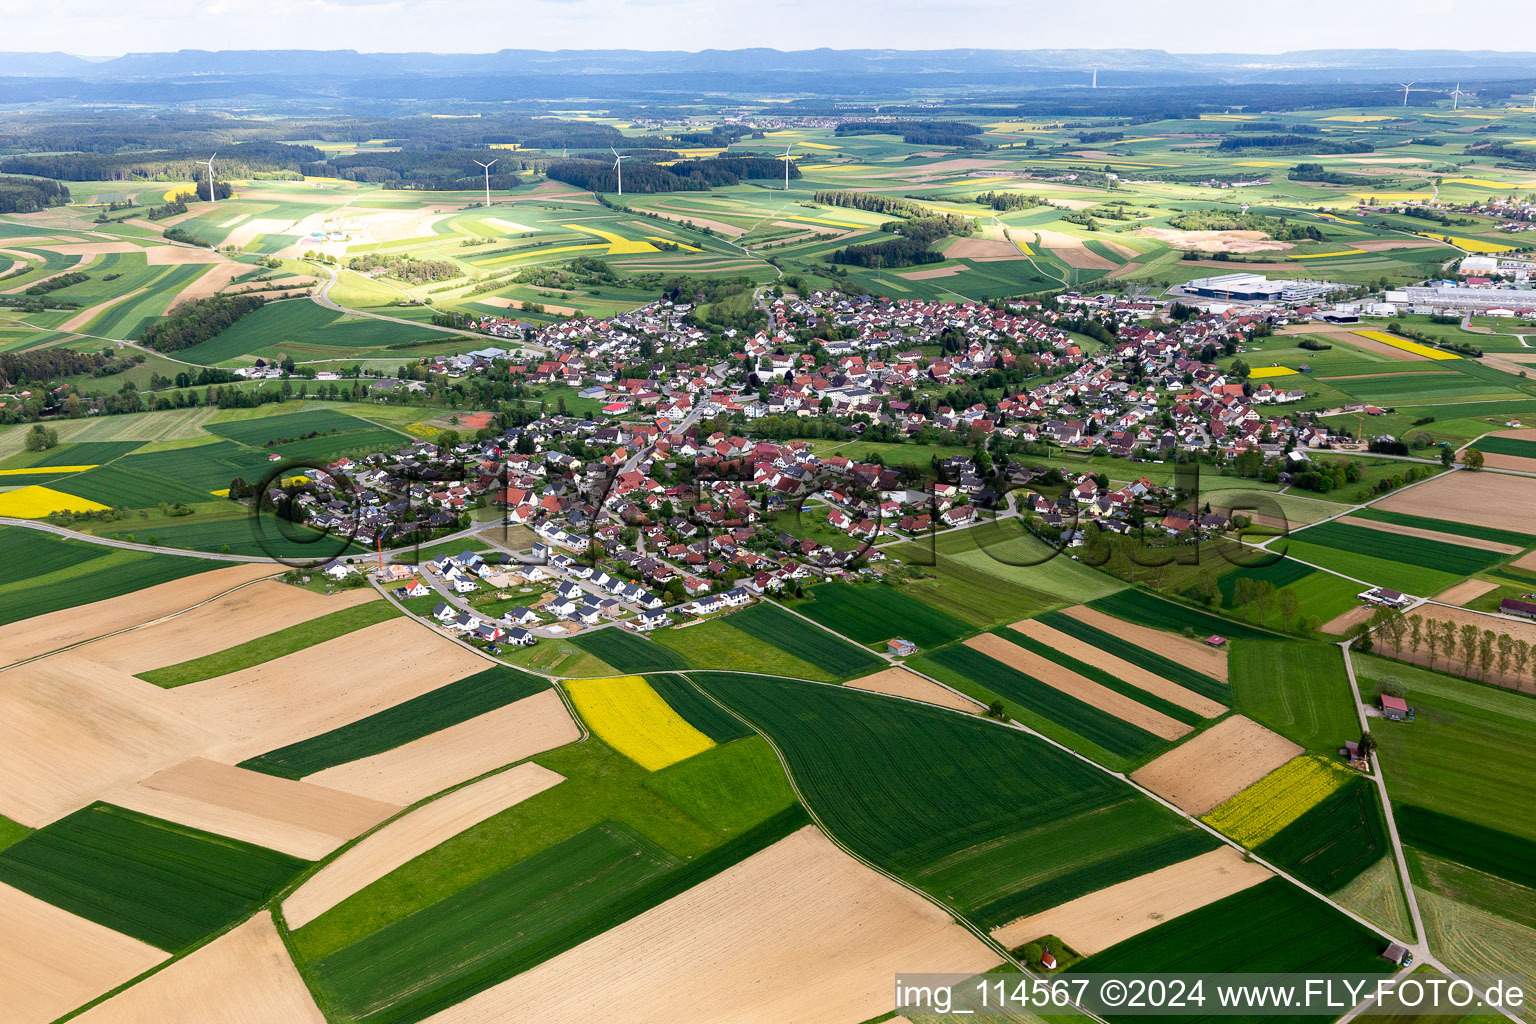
1181,273,1341,303
1403,284,1536,311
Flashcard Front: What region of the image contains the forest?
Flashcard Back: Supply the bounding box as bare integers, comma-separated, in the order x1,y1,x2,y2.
544,155,795,194
140,294,267,352
0,141,322,182
0,174,70,213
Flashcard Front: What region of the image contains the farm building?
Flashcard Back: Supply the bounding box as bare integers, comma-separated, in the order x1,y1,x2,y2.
1381,943,1412,967
1500,598,1536,620
1361,587,1413,609
887,638,918,656
1379,695,1409,722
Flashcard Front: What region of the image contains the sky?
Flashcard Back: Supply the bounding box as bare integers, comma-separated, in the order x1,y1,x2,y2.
3,0,1533,56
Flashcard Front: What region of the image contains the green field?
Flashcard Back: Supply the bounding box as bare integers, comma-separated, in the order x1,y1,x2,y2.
997,628,1206,726
0,802,303,952
1471,436,1536,460
1294,521,1504,578
1070,878,1390,1016
716,601,885,679
204,408,386,447
1231,641,1360,752
1397,806,1536,891
1089,588,1281,642
1351,507,1536,548
648,615,840,681
0,544,230,628
177,299,444,364
240,665,548,779
915,641,1167,766
792,581,973,650
1279,539,1461,598
568,627,690,673
137,599,398,686
643,673,754,744
886,541,1057,627
691,671,1193,917
1257,776,1391,894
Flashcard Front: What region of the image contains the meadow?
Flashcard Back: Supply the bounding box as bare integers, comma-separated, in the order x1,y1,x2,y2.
0,802,304,952
240,665,548,778
885,541,1057,626
567,627,690,673
717,601,884,679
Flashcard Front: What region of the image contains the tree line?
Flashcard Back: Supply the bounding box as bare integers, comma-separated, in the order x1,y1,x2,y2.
0,141,322,182
1367,608,1535,686
0,174,70,213
812,191,922,217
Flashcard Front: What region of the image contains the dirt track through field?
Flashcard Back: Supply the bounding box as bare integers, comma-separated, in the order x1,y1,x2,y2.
72,912,323,1024
1321,604,1375,635
302,688,579,805
1375,471,1536,536
1061,605,1230,681
847,667,983,712
282,762,565,929
964,633,1190,740
1132,716,1301,815
84,583,377,674
0,562,277,668
0,882,167,1024
1335,515,1522,554
1010,619,1227,717
108,757,398,860
1434,579,1499,605
991,847,1272,954
418,825,995,1024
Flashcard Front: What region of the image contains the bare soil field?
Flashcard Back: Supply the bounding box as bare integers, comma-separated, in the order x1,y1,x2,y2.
945,237,1023,260
44,241,144,258
1321,604,1375,635
1515,549,1536,571
282,762,565,929
303,688,579,805
1031,229,1118,269
224,219,300,250
168,617,493,762
0,562,276,668
418,825,995,1024
846,667,983,713
108,757,398,860
1375,471,1536,536
1478,452,1536,473
1131,716,1301,815
1335,515,1523,555
0,652,219,825
1061,605,1230,682
481,296,580,315
83,582,377,675
991,846,1272,954
60,288,148,333
1434,579,1500,606
1352,238,1447,251
964,633,1189,740
0,882,167,1024
640,205,745,237
1010,619,1227,717
1133,227,1293,254
898,266,967,280
169,261,248,307
72,912,324,1024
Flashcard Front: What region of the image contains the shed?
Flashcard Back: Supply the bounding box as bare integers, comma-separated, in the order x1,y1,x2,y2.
1381,943,1411,967
1380,695,1409,721
1040,948,1058,971
887,638,918,657
1204,635,1227,648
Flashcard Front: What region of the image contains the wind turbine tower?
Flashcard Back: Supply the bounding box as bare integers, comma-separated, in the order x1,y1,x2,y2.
782,145,793,190
1400,82,1415,107
1451,83,1466,110
205,153,218,203
610,147,627,197
1092,67,1097,89
474,158,497,208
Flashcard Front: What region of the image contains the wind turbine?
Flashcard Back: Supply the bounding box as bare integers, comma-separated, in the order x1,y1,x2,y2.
474,158,497,208
1091,67,1098,89
204,152,217,203
610,146,627,197
1450,82,1466,110
1400,82,1415,107
782,145,793,190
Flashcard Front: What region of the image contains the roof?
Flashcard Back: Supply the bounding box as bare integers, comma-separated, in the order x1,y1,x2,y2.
1380,695,1409,713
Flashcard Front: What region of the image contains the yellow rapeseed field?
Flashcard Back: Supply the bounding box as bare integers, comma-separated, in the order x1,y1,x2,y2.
1247,367,1297,379
0,465,96,475
1414,232,1516,254
1203,755,1354,846
1354,329,1460,361
0,485,108,518
566,674,714,771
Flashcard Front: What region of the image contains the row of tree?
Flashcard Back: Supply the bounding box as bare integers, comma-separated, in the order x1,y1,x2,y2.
1368,608,1534,684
